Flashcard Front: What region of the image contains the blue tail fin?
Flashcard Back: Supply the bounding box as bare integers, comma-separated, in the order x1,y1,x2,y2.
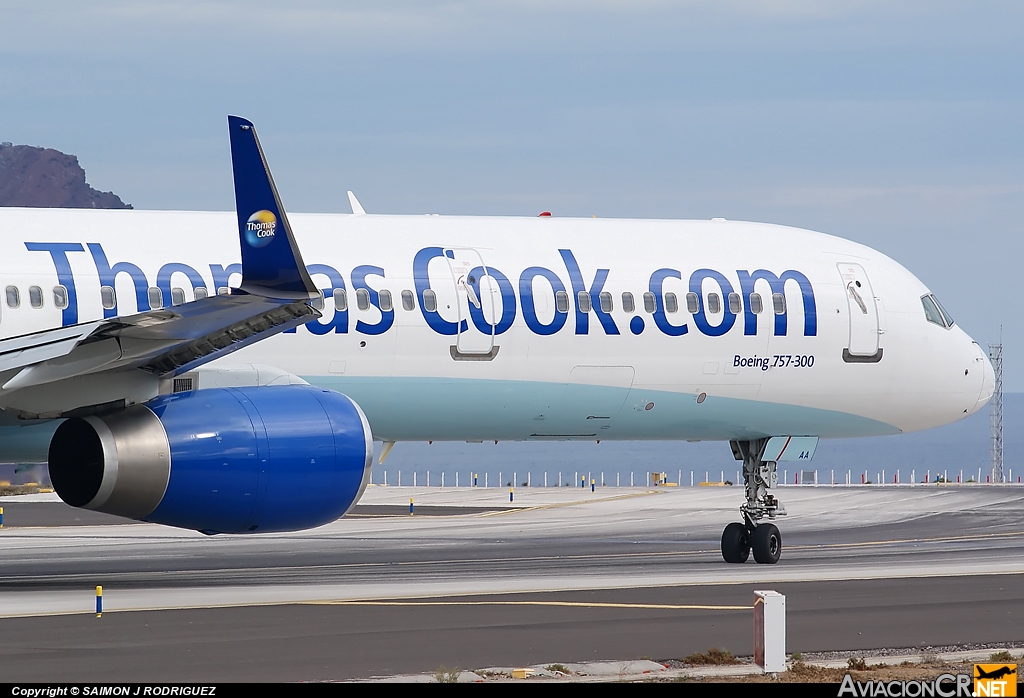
228,115,317,299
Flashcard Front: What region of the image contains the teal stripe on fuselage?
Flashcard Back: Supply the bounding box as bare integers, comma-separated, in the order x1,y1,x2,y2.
305,375,899,442
0,377,898,464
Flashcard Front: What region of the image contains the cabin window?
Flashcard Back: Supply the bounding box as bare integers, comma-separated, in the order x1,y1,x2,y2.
555,290,569,314
707,293,721,314
100,286,116,310
5,286,19,309
577,291,592,313
53,286,69,310
170,287,186,307
333,288,348,311
665,292,679,314
28,286,43,309
685,292,700,314
356,288,370,311
401,289,415,311
728,292,741,314
641,292,655,313
378,289,393,312
772,292,786,315
621,292,634,313
749,293,763,314
147,287,163,309
311,290,325,311
422,289,437,312
599,291,613,314
194,287,208,300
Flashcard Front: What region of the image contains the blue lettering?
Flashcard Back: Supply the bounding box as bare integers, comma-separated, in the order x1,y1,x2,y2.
690,268,737,337
467,265,516,335
519,266,567,336
352,264,394,336
558,249,619,335
305,264,348,335
88,243,149,317
648,268,688,337
156,263,207,308
737,269,817,337
25,242,83,326
413,247,460,335
210,263,242,293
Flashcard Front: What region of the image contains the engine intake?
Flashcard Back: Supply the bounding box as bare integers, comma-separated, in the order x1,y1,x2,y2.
49,385,372,533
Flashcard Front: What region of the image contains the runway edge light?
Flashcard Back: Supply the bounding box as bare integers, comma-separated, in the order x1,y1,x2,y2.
753,590,785,673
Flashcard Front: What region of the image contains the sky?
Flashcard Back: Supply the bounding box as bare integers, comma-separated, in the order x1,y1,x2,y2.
3,1,1023,386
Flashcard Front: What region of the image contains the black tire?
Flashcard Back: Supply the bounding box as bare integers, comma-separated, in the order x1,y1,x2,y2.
721,522,750,563
751,523,782,564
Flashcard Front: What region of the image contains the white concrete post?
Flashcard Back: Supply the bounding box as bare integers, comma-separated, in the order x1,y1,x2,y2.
753,590,786,673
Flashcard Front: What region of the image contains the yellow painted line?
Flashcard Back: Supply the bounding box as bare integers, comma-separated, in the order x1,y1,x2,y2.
5,564,1024,619
478,489,662,517
303,599,748,611
786,529,1024,553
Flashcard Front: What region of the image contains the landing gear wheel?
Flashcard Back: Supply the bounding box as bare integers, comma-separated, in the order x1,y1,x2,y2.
751,523,782,564
721,522,750,563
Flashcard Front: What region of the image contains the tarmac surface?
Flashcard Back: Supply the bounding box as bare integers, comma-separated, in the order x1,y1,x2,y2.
0,485,1022,681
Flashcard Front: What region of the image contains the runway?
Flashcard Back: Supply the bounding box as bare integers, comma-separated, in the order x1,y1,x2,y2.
1,485,1022,681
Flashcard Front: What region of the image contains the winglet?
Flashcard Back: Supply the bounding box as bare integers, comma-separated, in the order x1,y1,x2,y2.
228,115,317,299
347,191,366,215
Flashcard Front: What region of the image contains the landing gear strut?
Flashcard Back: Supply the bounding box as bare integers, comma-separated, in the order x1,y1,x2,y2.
720,439,786,564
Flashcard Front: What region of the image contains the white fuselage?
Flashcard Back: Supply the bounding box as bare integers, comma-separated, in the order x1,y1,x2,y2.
0,208,993,448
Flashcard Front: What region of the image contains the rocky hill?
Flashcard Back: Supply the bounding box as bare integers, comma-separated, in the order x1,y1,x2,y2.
0,142,131,209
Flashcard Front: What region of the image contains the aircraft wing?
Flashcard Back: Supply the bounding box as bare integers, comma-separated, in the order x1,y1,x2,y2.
0,116,321,417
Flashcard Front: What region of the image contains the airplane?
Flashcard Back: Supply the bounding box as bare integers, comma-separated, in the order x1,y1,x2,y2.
975,666,1016,681
0,116,994,563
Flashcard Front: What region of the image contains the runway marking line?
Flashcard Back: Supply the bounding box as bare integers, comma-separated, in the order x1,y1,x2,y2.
476,489,663,517
2,530,1022,588
786,529,1024,553
303,599,748,611
331,491,662,518
3,567,1024,619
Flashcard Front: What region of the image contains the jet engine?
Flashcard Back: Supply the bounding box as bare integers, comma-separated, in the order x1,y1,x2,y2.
48,385,372,533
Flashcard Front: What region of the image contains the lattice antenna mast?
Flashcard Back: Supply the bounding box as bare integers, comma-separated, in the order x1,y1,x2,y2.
990,334,1003,484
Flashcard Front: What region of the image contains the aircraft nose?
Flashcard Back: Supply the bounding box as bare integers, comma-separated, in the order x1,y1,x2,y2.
969,342,995,415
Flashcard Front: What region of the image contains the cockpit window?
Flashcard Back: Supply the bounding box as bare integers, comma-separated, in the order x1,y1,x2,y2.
932,295,954,327
921,294,952,328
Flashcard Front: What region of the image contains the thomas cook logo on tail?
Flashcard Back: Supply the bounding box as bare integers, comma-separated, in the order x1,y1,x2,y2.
246,210,277,248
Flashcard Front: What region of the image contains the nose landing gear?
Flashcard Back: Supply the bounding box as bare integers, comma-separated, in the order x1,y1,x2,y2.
721,439,786,564
721,521,750,563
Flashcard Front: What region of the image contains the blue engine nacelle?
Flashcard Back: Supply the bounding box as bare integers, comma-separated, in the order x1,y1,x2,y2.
48,385,373,533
